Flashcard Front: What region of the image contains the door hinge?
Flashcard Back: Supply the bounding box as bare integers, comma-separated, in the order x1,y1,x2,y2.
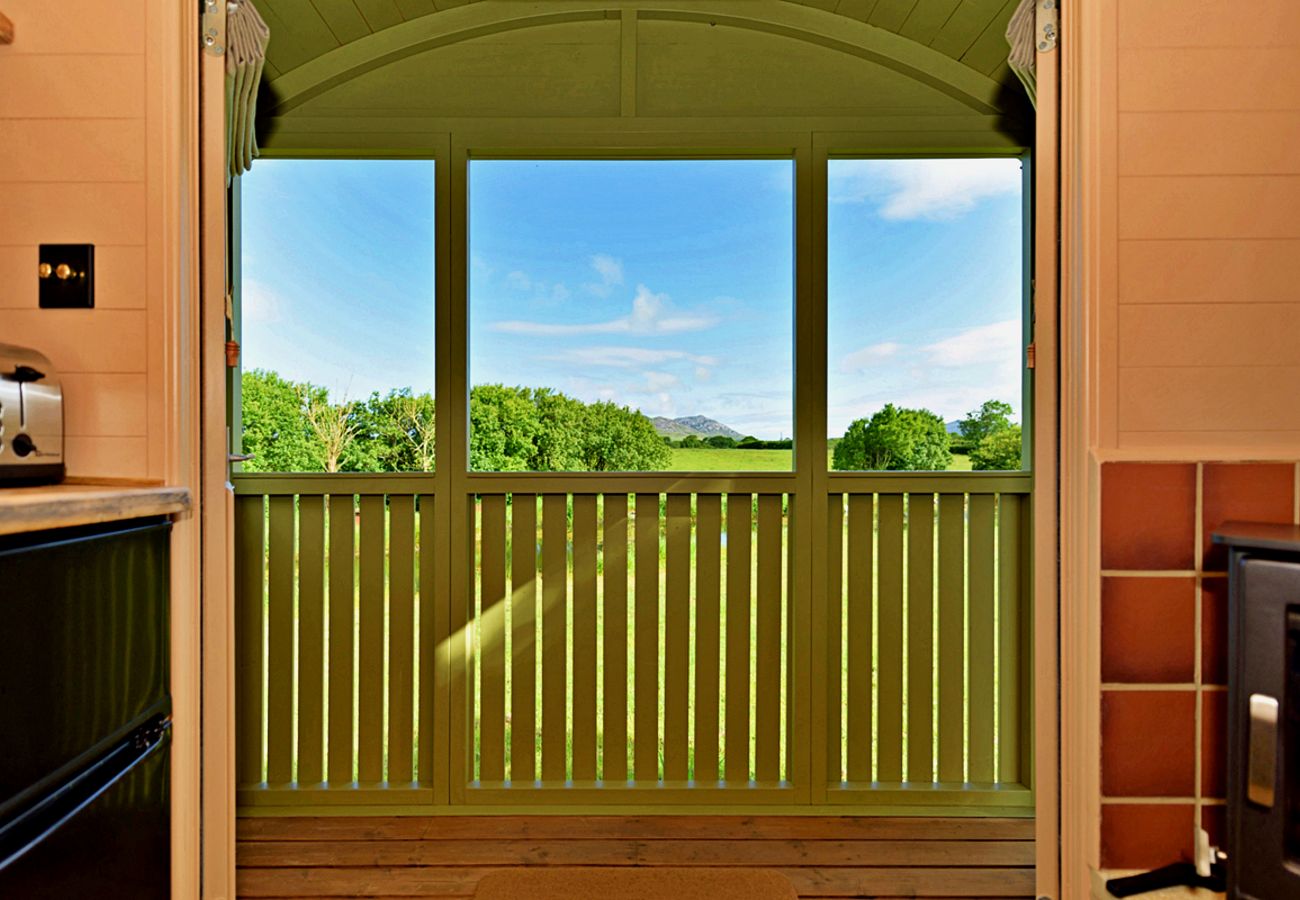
1037,0,1059,52
201,0,226,56
1026,342,1036,370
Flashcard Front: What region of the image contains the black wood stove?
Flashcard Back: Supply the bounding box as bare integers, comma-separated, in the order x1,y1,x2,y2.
1216,522,1300,899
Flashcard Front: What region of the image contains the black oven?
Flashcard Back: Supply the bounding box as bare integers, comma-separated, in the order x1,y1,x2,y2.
1217,522,1300,899
0,518,171,897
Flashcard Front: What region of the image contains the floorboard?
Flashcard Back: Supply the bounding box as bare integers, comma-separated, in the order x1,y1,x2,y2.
237,815,1036,899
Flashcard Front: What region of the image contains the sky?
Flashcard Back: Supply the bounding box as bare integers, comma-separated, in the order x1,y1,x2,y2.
240,156,1023,440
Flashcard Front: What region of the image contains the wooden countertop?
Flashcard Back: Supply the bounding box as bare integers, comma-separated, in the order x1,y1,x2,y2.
0,480,191,537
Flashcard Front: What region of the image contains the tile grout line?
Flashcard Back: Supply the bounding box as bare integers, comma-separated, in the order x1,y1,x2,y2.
1099,569,1226,578
1101,795,1201,806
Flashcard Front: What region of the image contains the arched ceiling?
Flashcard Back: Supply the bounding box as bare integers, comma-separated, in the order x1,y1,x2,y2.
249,0,1030,152
255,0,1020,90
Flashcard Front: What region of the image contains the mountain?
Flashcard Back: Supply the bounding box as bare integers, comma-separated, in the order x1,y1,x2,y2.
945,420,963,435
651,415,744,440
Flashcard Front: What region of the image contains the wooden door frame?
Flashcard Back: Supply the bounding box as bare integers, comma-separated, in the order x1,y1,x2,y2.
199,5,238,897
203,21,1066,900
1032,15,1062,898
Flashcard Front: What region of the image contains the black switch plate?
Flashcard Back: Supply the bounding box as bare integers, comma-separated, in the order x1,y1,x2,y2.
38,244,94,309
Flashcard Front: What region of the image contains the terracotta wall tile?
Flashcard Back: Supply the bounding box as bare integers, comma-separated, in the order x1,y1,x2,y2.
1102,463,1197,570
1101,577,1196,683
1202,577,1229,686
1202,691,1227,799
1101,804,1195,870
1201,806,1226,849
1102,691,1196,796
1202,462,1296,569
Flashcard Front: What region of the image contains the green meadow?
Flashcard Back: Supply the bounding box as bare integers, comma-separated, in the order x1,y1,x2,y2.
666,447,973,472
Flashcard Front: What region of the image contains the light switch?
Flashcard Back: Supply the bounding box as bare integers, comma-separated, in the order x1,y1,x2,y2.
38,244,94,309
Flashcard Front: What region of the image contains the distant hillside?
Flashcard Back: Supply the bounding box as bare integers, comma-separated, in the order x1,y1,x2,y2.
945,420,963,435
652,415,744,440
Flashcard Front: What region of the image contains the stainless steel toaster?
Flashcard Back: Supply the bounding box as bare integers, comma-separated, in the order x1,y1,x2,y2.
0,344,64,485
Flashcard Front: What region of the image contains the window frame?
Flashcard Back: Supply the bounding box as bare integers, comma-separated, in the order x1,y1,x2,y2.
230,135,1032,482
821,148,1034,474
464,153,800,474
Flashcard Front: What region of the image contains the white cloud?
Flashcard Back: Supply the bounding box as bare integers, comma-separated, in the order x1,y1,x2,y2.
545,346,718,368
491,284,718,336
585,254,624,296
642,371,679,391
694,366,712,382
830,158,1022,221
839,341,901,372
504,270,569,302
824,318,1024,433
242,279,285,325
921,319,1021,368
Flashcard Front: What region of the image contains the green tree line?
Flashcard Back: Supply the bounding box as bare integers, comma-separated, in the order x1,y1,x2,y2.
240,370,668,473
240,369,1020,473
832,399,1022,471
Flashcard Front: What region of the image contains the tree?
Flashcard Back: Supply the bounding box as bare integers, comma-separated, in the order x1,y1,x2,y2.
970,425,1022,470
958,400,1015,448
532,388,586,471
679,434,702,449
705,434,737,449
469,384,541,472
394,392,437,472
306,393,357,473
580,401,671,471
243,370,674,474
347,389,436,472
240,369,323,472
832,404,951,471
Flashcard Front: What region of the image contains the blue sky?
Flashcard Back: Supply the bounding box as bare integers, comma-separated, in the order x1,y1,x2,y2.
241,156,1022,440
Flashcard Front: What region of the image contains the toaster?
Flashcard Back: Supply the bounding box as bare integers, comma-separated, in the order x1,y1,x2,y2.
0,344,64,485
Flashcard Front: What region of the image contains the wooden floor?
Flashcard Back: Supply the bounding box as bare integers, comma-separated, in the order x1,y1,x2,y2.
237,815,1036,898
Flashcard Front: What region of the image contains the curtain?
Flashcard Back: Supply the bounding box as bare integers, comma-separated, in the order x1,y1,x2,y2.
1005,0,1037,109
226,0,270,181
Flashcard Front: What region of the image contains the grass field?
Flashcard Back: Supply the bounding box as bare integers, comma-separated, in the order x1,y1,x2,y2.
666,447,973,471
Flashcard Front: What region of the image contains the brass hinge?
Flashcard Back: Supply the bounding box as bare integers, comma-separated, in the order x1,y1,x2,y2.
1037,0,1059,53
1026,343,1036,370
201,0,226,56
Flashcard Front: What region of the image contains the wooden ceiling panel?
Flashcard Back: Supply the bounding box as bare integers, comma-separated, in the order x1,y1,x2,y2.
927,0,1007,59
292,18,623,119
259,0,1019,83
637,17,971,118
258,0,341,72
869,0,921,33
832,0,879,23
308,0,371,44
352,0,404,31
959,0,1021,76
393,0,438,19
897,0,962,46
254,0,1026,138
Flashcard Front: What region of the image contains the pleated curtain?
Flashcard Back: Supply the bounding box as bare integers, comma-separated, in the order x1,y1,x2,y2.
226,0,270,181
1005,0,1037,109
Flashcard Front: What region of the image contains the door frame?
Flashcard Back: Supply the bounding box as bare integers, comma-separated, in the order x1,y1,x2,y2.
200,21,1065,900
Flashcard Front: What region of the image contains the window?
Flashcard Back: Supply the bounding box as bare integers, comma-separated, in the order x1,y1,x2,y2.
237,159,436,472
468,159,794,472
826,158,1026,472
